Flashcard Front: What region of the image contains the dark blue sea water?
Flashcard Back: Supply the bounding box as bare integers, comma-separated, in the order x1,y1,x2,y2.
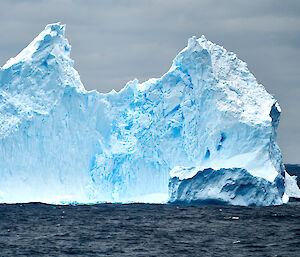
0,202,300,256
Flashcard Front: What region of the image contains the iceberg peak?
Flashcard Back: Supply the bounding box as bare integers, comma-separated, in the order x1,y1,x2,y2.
2,22,69,70
0,23,84,138
45,22,65,35
187,35,207,50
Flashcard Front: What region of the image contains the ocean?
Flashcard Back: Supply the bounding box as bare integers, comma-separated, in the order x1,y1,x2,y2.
0,202,299,256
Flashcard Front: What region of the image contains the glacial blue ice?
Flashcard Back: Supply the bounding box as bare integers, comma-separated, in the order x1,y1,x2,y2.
169,167,284,206
0,22,297,205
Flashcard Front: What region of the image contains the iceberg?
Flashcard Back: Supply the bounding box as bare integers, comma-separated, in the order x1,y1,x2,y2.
0,22,296,205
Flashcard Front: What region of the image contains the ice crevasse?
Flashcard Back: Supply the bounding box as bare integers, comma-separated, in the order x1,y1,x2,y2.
0,23,299,205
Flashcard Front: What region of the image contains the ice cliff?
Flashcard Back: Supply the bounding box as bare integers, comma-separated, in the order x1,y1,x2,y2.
0,23,295,205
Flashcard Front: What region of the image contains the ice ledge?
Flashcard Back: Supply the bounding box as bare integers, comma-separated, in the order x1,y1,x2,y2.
168,167,285,206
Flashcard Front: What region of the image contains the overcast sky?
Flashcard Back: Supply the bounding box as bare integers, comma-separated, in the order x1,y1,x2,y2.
0,0,299,163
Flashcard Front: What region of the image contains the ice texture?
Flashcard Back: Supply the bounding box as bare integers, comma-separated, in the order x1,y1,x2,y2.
0,23,295,205
284,172,300,199
169,167,284,206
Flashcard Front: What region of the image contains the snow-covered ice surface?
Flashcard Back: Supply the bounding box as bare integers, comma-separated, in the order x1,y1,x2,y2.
0,23,297,205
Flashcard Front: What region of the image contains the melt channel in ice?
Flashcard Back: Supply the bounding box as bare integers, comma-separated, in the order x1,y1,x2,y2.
0,22,298,205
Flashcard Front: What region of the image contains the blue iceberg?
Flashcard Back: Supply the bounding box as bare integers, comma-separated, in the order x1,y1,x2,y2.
0,23,297,205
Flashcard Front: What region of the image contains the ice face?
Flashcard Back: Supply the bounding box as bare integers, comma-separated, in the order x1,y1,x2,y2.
169,167,285,206
0,23,290,204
